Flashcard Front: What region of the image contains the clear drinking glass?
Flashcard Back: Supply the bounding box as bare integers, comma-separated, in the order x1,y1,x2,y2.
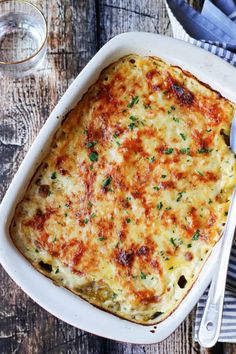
0,0,47,76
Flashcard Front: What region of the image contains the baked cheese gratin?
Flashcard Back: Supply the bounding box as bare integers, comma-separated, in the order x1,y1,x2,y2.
11,54,236,325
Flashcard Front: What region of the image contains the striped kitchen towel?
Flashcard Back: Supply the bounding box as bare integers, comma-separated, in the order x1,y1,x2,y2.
165,0,236,343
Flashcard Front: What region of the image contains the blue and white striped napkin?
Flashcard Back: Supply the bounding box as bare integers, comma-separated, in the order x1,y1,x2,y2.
165,0,236,343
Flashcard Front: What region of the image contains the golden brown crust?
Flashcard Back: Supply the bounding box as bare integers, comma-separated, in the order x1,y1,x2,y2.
10,54,236,325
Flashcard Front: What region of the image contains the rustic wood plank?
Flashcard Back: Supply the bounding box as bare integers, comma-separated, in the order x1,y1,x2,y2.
0,0,235,353
0,1,100,353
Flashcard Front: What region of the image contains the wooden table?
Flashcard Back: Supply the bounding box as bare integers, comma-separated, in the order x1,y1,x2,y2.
0,1,235,353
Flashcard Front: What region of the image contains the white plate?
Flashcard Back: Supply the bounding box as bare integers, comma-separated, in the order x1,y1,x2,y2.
0,32,236,344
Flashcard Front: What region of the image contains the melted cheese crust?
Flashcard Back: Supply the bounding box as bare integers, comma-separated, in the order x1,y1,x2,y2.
11,54,236,325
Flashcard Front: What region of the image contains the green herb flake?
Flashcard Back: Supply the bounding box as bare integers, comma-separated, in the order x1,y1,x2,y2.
35,249,39,253
206,128,212,133
208,198,212,204
192,229,200,240
86,141,97,148
161,174,167,178
180,147,190,155
168,266,174,270
64,213,68,217
171,105,176,110
91,213,96,219
102,176,112,188
89,151,98,162
157,201,163,210
140,271,146,279
180,133,186,141
55,268,59,274
84,218,89,224
176,191,185,202
197,170,204,176
170,237,177,248
127,96,139,108
163,148,174,155
225,211,228,216
165,207,172,210
197,148,212,154
128,122,136,130
112,292,118,300
51,172,57,180
187,243,192,248
88,201,93,208
129,115,137,121
126,218,131,224
98,237,105,241
150,156,155,163
89,164,93,170
153,186,160,191
173,117,179,122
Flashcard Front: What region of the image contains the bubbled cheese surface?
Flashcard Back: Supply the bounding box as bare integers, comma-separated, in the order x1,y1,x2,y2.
11,54,236,324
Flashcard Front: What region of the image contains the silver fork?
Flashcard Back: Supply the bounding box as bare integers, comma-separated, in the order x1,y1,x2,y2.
198,115,236,348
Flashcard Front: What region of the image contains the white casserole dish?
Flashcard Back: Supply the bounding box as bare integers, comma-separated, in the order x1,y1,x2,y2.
0,32,236,344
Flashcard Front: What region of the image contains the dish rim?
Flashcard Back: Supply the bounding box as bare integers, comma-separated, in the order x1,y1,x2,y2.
0,32,235,344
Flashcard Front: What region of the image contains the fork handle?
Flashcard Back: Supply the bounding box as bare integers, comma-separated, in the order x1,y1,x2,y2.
198,187,236,348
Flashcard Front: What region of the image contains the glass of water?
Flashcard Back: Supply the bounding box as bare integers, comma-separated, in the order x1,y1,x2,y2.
0,0,47,76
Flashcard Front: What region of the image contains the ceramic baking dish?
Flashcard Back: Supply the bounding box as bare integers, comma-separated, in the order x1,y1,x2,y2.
1,32,236,344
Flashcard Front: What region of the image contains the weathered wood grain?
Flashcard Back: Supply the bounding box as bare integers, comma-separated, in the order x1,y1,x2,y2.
0,0,234,353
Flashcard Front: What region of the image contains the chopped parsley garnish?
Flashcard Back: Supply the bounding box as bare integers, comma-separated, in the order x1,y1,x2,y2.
83,218,89,224
150,156,155,163
112,292,118,299
98,237,105,241
128,122,136,130
157,201,163,210
113,134,118,139
180,133,186,141
102,176,112,188
88,201,93,208
83,128,88,135
170,238,177,247
197,170,204,176
153,186,160,191
126,196,131,201
171,105,176,110
140,271,146,279
187,243,192,248
89,151,98,162
127,96,139,108
86,141,97,148
163,148,174,154
165,207,172,210
51,172,57,179
35,249,39,253
126,218,131,224
55,268,59,274
161,174,167,178
192,229,200,240
129,115,137,121
173,117,179,122
89,165,93,170
91,213,96,219
168,266,174,270
208,198,212,204
206,128,212,133
225,211,228,216
180,147,190,155
197,147,212,153
64,213,68,217
176,191,185,202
